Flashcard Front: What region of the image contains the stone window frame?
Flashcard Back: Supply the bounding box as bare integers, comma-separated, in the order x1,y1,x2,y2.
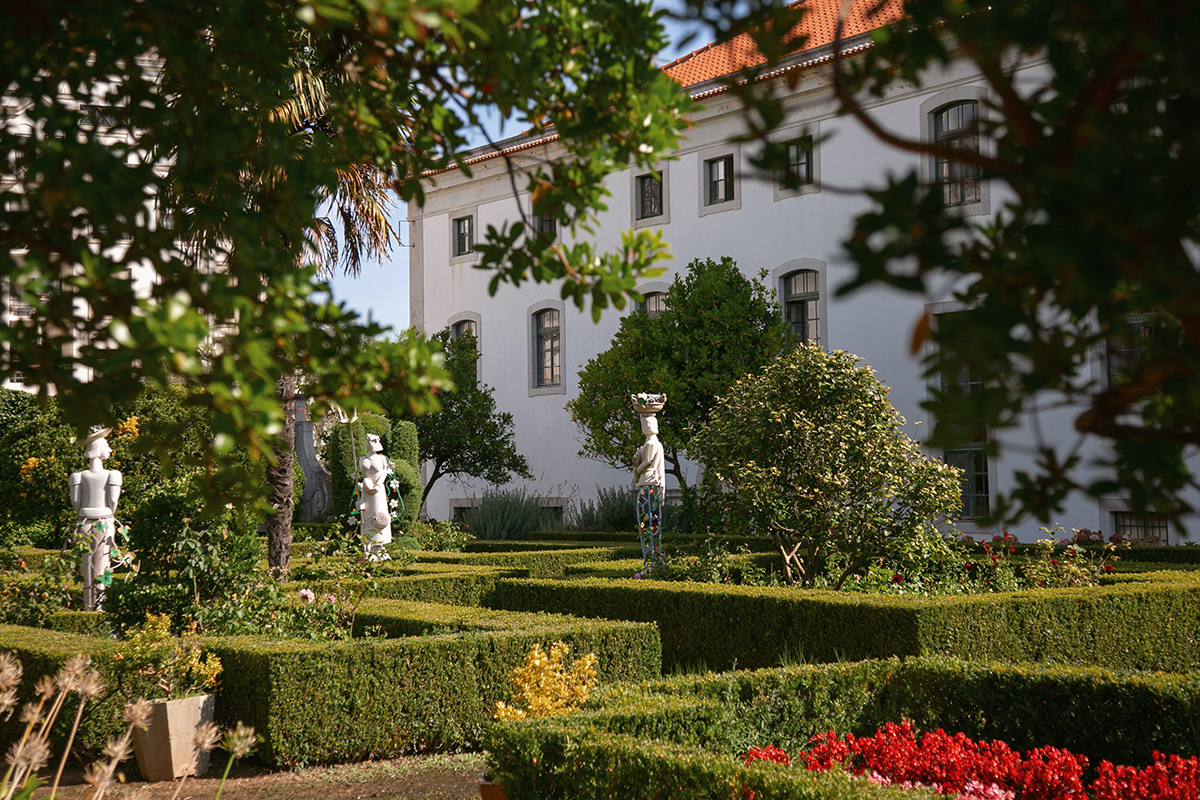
630,164,670,228
697,144,742,217
528,299,566,397
773,122,822,201
449,205,479,265
919,86,992,217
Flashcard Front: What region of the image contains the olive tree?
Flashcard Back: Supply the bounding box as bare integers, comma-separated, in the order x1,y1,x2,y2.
691,344,961,587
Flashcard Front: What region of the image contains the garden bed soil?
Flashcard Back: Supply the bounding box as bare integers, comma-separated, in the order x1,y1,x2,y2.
35,753,484,800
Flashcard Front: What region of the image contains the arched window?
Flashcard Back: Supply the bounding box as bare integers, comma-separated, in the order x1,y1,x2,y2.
640,291,667,317
451,319,479,383
784,270,821,345
534,309,561,387
932,101,980,206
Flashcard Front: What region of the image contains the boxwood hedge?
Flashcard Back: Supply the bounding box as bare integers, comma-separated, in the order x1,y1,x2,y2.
487,571,1200,671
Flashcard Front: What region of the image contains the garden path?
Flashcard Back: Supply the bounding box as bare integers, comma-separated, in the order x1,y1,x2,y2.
35,753,483,800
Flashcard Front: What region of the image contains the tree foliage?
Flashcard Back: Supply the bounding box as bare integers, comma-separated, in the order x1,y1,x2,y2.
691,344,962,587
389,329,532,511
0,0,688,505
567,256,789,491
817,0,1200,525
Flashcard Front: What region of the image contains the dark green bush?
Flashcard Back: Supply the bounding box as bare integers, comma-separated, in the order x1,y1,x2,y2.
418,547,629,579
487,572,1200,672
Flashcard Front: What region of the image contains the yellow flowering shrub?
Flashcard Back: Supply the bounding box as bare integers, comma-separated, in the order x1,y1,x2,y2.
119,613,222,700
494,641,598,721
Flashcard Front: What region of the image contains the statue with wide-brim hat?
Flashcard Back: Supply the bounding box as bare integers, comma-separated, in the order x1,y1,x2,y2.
68,425,123,610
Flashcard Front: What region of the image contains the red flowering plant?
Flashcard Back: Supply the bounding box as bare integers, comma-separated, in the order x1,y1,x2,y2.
742,721,1200,800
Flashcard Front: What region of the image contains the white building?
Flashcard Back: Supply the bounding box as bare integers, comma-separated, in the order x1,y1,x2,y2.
409,1,1197,542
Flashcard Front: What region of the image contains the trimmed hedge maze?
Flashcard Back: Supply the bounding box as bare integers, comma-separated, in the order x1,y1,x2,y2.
5,537,1200,788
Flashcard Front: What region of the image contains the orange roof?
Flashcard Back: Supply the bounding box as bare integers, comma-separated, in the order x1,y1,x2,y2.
662,0,903,88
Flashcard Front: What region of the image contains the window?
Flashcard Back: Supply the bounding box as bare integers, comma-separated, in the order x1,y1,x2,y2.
451,319,479,383
1107,313,1158,385
640,291,667,317
452,215,473,256
782,136,814,189
945,447,990,520
636,172,663,220
451,319,477,340
535,209,556,239
937,311,990,520
783,270,820,345
1112,510,1169,544
534,309,560,387
933,101,981,206
704,155,734,205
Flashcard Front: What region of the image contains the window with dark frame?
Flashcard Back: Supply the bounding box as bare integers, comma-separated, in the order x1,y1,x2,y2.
782,136,814,189
636,172,663,220
937,311,991,520
1112,510,1169,544
783,270,820,346
705,155,734,205
536,209,556,239
534,309,561,387
933,101,981,206
640,291,667,317
1107,313,1159,386
452,215,473,256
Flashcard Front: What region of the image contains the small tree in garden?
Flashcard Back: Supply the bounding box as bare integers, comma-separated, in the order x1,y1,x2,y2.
568,256,788,495
691,344,961,587
388,328,532,512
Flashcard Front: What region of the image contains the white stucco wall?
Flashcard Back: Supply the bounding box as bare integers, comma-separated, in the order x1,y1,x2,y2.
409,53,1199,542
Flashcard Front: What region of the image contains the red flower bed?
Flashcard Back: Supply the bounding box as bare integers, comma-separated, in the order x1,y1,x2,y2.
739,721,1200,800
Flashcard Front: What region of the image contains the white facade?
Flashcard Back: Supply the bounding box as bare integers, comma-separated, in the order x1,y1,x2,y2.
409,41,1198,542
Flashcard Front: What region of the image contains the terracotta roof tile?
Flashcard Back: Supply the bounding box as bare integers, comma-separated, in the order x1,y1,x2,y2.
662,0,903,88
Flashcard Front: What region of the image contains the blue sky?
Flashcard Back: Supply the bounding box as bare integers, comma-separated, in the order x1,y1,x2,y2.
324,3,706,336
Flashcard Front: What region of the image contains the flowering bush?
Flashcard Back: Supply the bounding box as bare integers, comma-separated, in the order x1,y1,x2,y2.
743,744,791,766
741,721,1200,800
494,641,597,721
117,612,222,700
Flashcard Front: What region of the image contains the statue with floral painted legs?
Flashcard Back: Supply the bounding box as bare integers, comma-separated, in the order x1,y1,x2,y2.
355,432,406,560
632,393,666,575
68,426,123,611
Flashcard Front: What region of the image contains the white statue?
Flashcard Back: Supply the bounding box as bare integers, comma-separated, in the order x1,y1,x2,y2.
631,393,667,571
68,426,123,611
633,414,666,489
357,433,392,559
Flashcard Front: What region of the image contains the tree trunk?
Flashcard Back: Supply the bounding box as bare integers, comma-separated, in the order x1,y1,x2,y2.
419,462,444,514
266,374,297,581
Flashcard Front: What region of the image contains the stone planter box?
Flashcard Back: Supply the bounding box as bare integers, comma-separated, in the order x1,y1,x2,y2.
132,693,216,782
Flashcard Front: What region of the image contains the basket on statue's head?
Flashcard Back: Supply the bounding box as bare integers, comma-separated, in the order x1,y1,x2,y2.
631,393,666,415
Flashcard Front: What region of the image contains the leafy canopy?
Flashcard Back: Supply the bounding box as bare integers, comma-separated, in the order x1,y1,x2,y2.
387,329,532,510
567,256,789,490
826,0,1200,525
0,0,688,504
691,344,961,587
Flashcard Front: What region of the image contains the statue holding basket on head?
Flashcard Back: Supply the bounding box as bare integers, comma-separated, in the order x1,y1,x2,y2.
631,393,666,574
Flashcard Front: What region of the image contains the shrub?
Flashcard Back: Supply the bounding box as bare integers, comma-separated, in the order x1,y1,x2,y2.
108,473,260,630
494,641,599,721
488,572,1200,672
571,485,638,532
463,487,556,541
410,519,472,551
691,344,962,587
